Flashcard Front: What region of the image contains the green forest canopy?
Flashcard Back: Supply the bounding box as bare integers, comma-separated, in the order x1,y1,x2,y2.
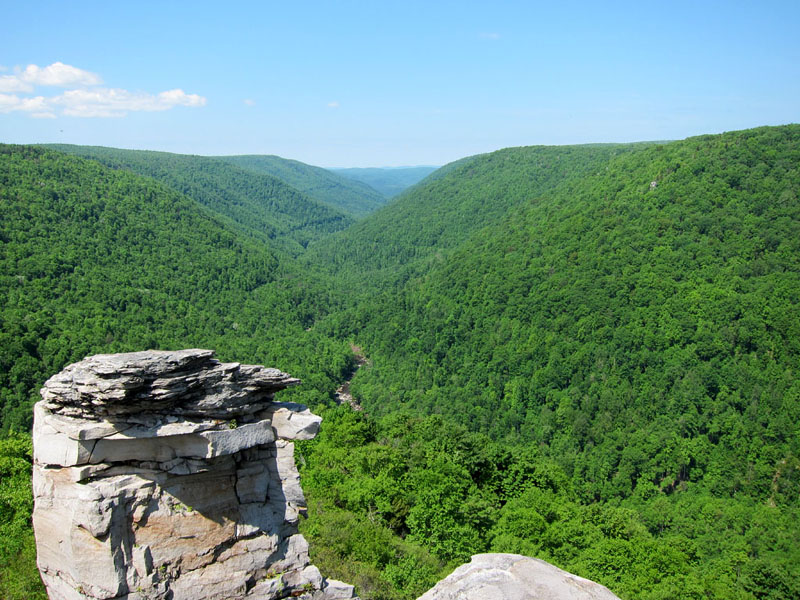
46,144,354,254
217,154,387,218
2,125,799,600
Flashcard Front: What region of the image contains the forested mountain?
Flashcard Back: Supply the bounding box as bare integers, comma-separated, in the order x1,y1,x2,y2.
217,154,387,218
346,127,800,443
309,144,644,288
331,166,438,198
0,144,353,434
2,126,799,600
46,144,353,254
306,125,800,599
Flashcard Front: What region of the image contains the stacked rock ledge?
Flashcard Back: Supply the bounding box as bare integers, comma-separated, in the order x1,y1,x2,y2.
32,349,358,600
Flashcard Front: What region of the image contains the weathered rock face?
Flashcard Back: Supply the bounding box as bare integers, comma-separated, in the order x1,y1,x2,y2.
32,349,357,600
417,553,621,600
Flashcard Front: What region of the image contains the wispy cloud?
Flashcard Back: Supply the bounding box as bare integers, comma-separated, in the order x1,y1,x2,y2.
479,32,501,40
0,62,206,118
327,101,340,108
0,94,48,113
55,88,206,118
0,75,34,93
243,98,256,106
20,62,102,87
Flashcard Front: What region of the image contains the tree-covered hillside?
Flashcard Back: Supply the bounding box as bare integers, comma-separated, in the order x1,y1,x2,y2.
331,166,438,198
302,125,800,599
0,144,366,599
310,144,645,289
3,127,799,600
46,144,353,254
348,127,800,452
218,154,387,218
0,145,352,433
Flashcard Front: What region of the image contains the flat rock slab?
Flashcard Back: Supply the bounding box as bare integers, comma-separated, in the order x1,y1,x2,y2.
418,554,621,600
40,349,300,420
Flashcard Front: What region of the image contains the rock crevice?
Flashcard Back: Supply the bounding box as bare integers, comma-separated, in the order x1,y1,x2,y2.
32,349,357,600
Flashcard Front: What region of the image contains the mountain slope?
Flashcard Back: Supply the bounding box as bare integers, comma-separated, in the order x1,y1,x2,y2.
0,145,353,432
331,166,438,197
305,125,800,599
350,125,800,480
309,144,644,289
217,154,387,218
5,127,800,600
45,144,353,254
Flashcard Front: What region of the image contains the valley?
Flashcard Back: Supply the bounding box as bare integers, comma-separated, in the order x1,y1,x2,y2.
1,125,799,600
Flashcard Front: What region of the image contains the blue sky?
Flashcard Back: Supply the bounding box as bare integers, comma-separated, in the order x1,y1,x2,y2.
1,0,798,166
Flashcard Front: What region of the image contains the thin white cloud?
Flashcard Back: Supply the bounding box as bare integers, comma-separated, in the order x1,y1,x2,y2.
53,88,206,118
327,101,340,108
243,98,256,106
19,62,102,87
0,93,21,111
0,93,53,116
479,32,501,40
0,62,206,119
0,75,33,93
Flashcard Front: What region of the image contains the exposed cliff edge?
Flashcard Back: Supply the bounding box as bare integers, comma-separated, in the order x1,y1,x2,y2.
418,554,621,600
32,349,358,600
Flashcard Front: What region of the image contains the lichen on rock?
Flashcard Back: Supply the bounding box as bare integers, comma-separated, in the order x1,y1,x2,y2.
32,349,357,600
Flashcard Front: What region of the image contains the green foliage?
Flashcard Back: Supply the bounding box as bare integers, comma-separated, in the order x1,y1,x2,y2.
218,155,387,218
45,144,354,253
3,126,800,599
300,408,800,600
309,126,800,598
0,433,45,598
300,497,445,600
307,144,645,299
0,144,352,432
346,126,800,508
0,434,33,561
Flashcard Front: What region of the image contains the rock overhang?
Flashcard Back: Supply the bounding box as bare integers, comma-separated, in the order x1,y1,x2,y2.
32,349,356,600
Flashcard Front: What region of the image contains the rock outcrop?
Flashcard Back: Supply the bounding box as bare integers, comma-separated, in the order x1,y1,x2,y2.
32,349,357,600
418,553,621,600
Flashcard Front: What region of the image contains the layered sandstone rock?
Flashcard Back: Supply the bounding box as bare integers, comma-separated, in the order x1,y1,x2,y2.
32,349,357,600
417,553,621,600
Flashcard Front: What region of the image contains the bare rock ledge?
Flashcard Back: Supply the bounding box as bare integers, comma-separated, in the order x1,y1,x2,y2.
417,553,621,600
32,349,358,600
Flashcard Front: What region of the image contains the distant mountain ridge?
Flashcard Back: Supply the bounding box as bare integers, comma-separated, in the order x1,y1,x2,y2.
216,154,387,218
331,166,438,197
45,144,354,254
309,144,637,288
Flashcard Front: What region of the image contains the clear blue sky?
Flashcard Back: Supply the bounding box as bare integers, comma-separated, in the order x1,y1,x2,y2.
1,0,798,167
